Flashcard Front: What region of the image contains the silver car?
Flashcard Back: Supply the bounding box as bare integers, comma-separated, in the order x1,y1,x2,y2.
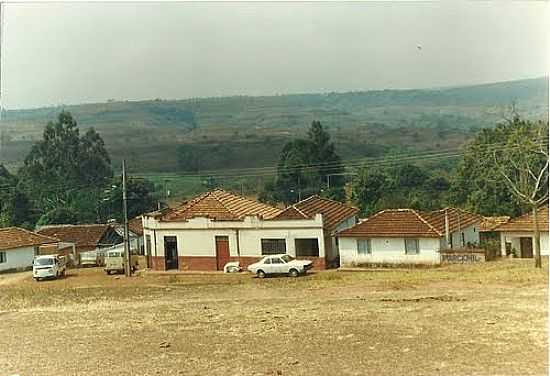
247,254,313,278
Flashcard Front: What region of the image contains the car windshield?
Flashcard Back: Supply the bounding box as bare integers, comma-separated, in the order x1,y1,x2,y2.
108,252,122,257
280,255,293,263
34,258,54,266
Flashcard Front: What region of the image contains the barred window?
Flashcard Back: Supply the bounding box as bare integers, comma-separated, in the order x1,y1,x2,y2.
261,239,286,255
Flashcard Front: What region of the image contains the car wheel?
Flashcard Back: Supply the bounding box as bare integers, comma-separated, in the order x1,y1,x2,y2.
34,277,39,282
289,269,299,278
106,270,111,275
257,270,266,279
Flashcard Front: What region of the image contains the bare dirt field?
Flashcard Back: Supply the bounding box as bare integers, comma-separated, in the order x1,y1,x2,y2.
0,259,547,376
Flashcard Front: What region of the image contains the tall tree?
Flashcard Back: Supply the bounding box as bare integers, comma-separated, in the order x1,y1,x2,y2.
100,178,156,222
492,116,549,268
0,164,32,228
450,124,526,216
261,121,345,204
19,111,113,219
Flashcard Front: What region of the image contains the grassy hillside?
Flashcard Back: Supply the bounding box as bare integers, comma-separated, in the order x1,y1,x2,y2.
1,77,547,175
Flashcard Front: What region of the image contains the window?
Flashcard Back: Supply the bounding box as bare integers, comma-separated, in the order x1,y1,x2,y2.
461,232,465,247
357,239,371,255
271,257,283,264
405,239,419,255
295,238,319,257
261,239,286,255
263,258,272,264
0,251,6,263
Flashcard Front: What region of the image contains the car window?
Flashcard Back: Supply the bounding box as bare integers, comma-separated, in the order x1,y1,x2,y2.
263,258,272,264
272,258,283,264
280,255,292,263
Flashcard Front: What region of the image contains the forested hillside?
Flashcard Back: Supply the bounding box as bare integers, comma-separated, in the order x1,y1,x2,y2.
1,77,547,173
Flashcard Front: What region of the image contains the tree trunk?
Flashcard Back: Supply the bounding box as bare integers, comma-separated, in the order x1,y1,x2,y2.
533,205,542,268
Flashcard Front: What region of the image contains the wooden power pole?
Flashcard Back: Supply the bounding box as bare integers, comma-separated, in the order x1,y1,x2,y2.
122,160,131,277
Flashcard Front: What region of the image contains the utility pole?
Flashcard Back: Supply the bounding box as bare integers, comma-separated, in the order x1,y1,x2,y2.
122,160,131,277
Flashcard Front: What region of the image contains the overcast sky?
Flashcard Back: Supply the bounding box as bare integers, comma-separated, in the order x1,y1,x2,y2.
2,1,549,109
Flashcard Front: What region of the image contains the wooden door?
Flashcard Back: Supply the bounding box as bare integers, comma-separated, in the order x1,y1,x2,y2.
520,237,534,258
215,236,230,271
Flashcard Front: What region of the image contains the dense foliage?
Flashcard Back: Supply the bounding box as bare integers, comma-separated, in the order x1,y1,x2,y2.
260,121,345,204
352,163,451,216
449,117,549,216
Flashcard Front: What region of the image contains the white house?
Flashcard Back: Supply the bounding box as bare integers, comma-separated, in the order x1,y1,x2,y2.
493,206,549,258
337,208,482,266
142,189,357,271
0,227,60,273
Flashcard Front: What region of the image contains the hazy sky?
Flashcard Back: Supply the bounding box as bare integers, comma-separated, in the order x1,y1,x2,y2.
3,1,549,109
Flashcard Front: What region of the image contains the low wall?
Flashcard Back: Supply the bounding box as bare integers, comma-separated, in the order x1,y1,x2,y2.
440,249,486,263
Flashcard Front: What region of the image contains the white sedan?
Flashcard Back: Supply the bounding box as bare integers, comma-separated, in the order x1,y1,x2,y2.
247,254,313,278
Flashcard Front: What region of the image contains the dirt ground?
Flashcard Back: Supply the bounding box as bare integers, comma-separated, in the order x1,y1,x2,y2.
0,259,547,376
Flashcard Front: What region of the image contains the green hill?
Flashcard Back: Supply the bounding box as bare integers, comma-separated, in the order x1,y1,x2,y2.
1,77,547,173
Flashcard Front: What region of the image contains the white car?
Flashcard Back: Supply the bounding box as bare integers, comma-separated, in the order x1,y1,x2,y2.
33,255,66,281
247,254,313,278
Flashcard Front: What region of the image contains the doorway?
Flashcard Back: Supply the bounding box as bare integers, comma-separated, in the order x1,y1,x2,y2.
520,237,533,258
215,236,230,271
164,236,179,270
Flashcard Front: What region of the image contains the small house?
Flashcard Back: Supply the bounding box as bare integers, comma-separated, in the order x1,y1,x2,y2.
337,207,482,266
0,227,60,273
492,206,549,258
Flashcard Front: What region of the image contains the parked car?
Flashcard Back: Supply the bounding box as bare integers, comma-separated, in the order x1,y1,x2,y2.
104,249,138,275
247,254,313,278
33,255,66,281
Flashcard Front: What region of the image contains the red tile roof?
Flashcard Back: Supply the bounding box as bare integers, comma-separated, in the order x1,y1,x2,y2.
158,189,282,222
128,217,144,235
480,216,511,232
0,227,59,251
338,207,482,238
494,206,549,232
420,207,483,234
273,195,359,231
338,209,442,238
37,224,111,249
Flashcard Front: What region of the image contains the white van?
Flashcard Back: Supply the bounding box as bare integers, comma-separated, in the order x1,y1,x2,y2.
104,250,138,275
33,255,66,281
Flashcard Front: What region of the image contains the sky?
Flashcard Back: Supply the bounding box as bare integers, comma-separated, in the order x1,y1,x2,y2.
2,1,549,109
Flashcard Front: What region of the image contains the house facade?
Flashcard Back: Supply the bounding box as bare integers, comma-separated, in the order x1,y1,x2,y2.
337,208,482,266
493,206,549,258
142,189,347,271
0,227,59,273
37,224,123,265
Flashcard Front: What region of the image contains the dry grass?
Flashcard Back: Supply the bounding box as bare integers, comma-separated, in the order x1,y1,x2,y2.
0,259,547,376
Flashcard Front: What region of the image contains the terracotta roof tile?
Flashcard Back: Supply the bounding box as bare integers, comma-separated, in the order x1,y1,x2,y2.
274,195,359,231
494,206,549,232
421,208,483,234
338,209,442,238
0,227,59,251
128,217,144,235
37,224,111,248
480,216,511,232
159,189,282,222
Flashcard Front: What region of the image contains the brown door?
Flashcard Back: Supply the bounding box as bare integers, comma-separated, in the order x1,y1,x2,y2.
520,237,534,258
215,236,230,271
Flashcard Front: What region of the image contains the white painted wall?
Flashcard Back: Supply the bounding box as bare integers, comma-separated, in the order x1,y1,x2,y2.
339,237,441,266
499,231,550,256
143,214,326,259
440,224,480,250
0,246,37,272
